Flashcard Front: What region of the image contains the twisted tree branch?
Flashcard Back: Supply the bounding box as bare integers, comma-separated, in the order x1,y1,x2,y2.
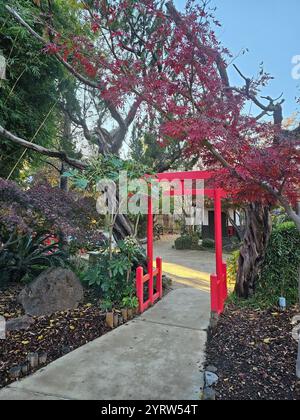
0,125,86,170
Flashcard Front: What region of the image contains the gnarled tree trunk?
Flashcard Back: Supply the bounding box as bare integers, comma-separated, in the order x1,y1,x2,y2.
235,203,272,298
113,214,134,241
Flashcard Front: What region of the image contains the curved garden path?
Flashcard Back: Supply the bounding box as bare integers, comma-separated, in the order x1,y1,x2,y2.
0,236,216,400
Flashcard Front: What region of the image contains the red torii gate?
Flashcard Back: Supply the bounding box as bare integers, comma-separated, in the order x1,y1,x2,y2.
136,170,228,316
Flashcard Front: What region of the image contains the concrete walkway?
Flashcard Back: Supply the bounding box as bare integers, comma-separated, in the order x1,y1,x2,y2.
0,237,214,401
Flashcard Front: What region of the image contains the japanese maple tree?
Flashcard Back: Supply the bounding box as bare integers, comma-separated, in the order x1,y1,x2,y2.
40,1,300,282
3,0,300,295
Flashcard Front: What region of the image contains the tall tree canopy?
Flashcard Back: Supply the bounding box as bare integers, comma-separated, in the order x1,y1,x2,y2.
2,0,300,284
10,0,297,217
0,0,64,179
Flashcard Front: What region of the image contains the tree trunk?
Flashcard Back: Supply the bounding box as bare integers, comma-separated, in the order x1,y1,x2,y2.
113,213,134,241
235,203,272,298
59,163,68,191
226,209,245,242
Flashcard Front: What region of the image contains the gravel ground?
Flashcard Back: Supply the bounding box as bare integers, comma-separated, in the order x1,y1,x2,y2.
0,284,110,389
206,304,300,400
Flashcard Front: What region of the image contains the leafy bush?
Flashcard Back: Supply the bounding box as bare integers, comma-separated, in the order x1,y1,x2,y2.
258,222,300,307
82,237,146,306
227,222,300,308
122,296,139,309
175,235,193,250
69,255,90,283
175,233,201,250
0,178,102,251
202,238,215,249
0,232,69,286
227,250,240,287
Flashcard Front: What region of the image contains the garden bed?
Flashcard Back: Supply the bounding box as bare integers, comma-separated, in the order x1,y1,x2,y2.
206,304,300,400
0,284,110,389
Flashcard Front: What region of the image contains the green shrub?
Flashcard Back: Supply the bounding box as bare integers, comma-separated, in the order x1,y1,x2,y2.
122,296,139,309
202,238,215,249
82,237,146,306
175,233,201,250
258,222,300,307
175,235,192,250
227,222,300,309
227,250,240,287
70,256,90,282
190,233,201,249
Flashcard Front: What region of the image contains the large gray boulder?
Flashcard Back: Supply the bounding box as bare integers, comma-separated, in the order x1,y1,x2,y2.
18,268,84,316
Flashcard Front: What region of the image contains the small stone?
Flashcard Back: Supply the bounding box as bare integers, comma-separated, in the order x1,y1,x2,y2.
21,364,29,375
39,352,48,365
121,309,128,322
113,313,119,328
9,366,22,380
106,312,114,329
27,353,39,369
205,371,219,387
127,309,133,320
61,346,71,355
206,365,218,374
202,387,216,400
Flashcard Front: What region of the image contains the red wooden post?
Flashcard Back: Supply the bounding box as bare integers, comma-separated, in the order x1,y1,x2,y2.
214,188,223,280
156,257,163,298
210,274,219,313
213,188,224,313
147,187,154,304
136,266,144,313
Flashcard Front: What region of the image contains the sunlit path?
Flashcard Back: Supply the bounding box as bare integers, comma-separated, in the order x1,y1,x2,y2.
154,235,218,293
161,262,211,292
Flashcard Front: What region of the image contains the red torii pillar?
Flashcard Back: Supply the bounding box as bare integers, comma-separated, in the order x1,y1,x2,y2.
210,188,228,314
136,182,163,313
147,187,154,304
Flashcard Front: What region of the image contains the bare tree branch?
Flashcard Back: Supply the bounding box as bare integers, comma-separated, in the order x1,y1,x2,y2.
5,4,142,148
0,125,86,170
231,64,285,124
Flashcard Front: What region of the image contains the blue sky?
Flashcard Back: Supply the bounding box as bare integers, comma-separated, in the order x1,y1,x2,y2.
174,0,300,120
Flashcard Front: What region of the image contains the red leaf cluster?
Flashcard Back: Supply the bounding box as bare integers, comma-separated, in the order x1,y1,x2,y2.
45,0,299,207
